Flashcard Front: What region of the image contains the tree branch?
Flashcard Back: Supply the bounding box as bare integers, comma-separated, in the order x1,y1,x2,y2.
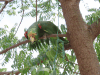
90,18,100,40
40,34,68,39
64,43,71,50
0,0,11,1
14,0,24,36
59,0,86,32
0,70,20,75
0,34,71,54
0,2,8,13
0,40,30,54
0,0,13,13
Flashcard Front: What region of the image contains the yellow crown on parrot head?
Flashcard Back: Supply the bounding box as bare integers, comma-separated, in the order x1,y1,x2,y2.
28,31,37,37
28,31,37,43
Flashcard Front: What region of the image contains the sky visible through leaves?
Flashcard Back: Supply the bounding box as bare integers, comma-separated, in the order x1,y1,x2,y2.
0,0,100,72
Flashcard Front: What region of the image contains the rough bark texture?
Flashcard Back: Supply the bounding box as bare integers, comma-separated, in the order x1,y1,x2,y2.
60,0,100,75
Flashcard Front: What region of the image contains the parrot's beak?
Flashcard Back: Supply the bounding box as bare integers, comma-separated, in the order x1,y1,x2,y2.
30,36,35,43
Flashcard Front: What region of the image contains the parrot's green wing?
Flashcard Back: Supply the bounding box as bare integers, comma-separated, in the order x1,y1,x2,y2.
27,21,69,50
37,21,61,35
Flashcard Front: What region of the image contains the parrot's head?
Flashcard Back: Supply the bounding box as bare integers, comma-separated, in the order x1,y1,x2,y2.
24,31,28,39
28,31,37,43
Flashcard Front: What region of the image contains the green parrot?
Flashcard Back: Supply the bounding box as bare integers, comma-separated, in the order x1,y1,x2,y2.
24,21,69,49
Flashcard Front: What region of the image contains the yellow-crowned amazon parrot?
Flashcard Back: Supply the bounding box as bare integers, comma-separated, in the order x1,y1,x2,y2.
24,21,69,49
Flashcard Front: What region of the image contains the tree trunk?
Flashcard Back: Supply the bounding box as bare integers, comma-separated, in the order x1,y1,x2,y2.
59,0,100,75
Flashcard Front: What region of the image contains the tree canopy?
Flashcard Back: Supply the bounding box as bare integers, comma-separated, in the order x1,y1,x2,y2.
0,0,100,75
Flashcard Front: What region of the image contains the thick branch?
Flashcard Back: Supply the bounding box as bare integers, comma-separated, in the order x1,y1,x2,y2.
0,0,13,13
0,34,71,54
0,2,8,13
64,43,71,50
90,18,100,40
59,0,86,31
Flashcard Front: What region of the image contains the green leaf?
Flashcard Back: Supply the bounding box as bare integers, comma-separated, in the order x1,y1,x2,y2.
88,8,97,12
12,7,16,10
37,71,49,75
61,24,67,34
0,68,7,72
37,67,50,72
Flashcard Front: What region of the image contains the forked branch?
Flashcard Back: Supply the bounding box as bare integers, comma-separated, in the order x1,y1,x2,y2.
90,18,100,40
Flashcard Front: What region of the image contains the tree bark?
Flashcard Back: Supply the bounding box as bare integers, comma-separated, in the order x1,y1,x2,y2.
60,0,100,75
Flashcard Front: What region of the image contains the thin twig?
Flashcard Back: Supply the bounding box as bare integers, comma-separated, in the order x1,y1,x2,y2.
36,0,37,22
65,54,78,65
0,34,70,54
14,0,24,36
65,53,69,61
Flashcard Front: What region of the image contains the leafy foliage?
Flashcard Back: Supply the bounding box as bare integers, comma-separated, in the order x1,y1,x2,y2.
0,68,7,72
11,24,77,75
85,8,100,25
0,0,63,21
0,25,18,65
0,23,78,74
1,0,100,75
0,0,80,75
